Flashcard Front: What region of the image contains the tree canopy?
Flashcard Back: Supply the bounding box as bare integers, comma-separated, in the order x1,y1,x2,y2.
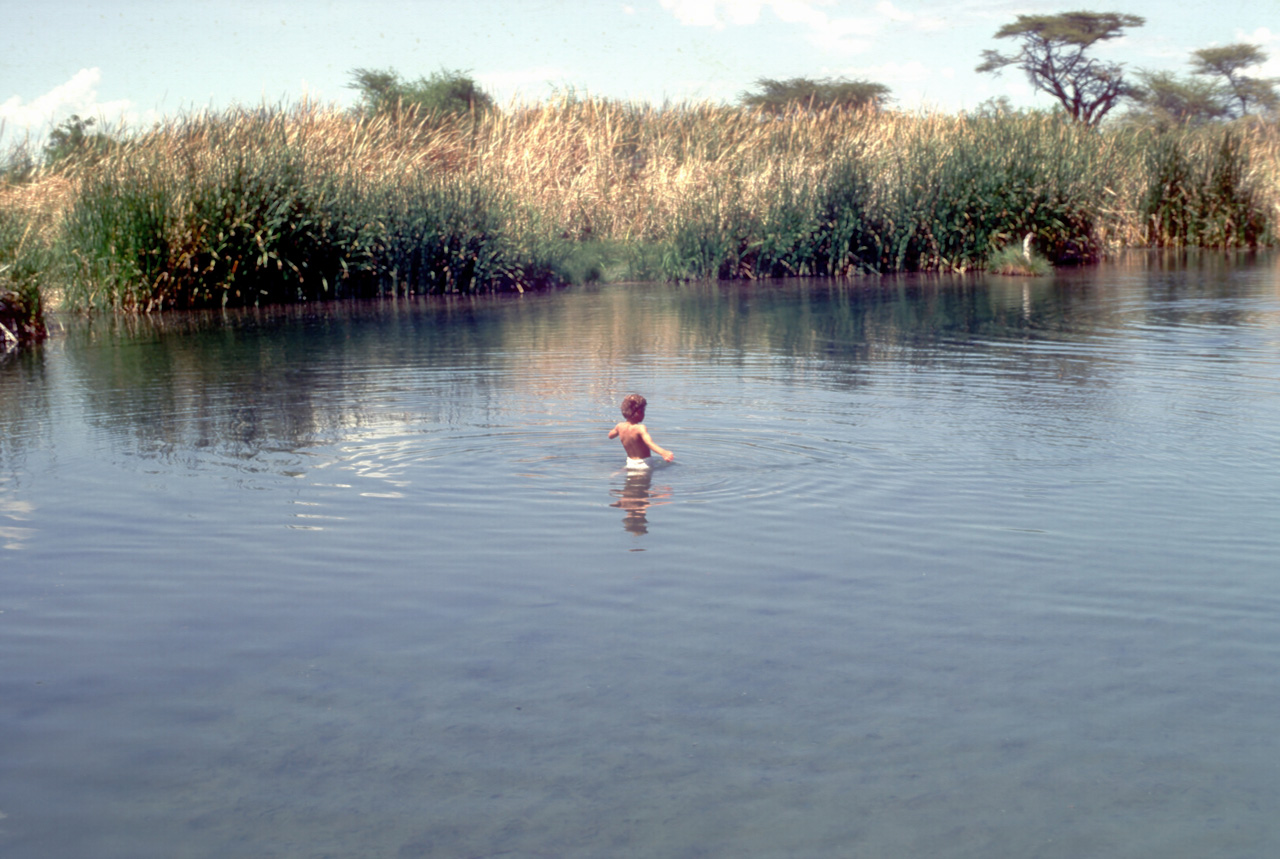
977,10,1145,126
348,68,495,119
1125,42,1278,127
739,77,891,115
1127,70,1229,127
1190,44,1279,117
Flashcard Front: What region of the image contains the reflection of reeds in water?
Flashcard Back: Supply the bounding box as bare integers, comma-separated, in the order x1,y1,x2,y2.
2,99,1278,315
13,257,1271,471
0,495,37,551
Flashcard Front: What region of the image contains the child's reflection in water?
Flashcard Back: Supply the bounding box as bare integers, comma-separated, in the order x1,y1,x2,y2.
610,466,672,536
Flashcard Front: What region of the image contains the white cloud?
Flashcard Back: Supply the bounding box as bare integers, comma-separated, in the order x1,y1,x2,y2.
767,0,832,28
1,68,140,144
849,1,947,31
658,0,842,30
476,66,575,103
831,59,953,106
659,0,947,55
874,2,911,23
909,15,948,33
658,0,768,28
1237,26,1276,46
807,18,876,55
2,68,99,128
856,60,933,83
1236,27,1280,76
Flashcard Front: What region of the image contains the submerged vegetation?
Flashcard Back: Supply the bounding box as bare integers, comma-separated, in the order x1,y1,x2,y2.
986,236,1053,276
0,92,1278,334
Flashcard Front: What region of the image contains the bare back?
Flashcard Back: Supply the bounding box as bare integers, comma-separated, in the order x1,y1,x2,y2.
612,421,655,459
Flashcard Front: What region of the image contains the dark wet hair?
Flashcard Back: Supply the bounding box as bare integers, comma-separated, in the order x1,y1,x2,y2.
621,394,647,422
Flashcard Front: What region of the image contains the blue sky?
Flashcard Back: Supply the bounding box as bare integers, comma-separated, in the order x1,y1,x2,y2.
3,0,1277,146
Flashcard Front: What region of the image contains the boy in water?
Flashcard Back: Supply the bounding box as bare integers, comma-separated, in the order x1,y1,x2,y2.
609,394,674,469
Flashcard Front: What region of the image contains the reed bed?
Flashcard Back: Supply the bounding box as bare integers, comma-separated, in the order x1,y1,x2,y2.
2,98,1277,317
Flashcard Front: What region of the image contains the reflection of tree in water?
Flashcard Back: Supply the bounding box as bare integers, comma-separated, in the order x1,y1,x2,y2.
56,303,513,462
61,314,339,461
609,467,672,537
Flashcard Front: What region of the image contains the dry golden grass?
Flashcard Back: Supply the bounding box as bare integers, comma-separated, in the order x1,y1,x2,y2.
0,172,77,242
22,100,1280,254
5,98,1279,315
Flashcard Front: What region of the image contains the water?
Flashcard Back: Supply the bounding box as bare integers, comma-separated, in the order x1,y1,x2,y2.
3,252,1280,857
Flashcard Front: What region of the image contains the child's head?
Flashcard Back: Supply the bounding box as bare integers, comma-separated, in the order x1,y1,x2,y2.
620,394,647,423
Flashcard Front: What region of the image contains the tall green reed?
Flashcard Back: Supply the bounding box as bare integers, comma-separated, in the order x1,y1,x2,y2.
54,106,567,311
0,206,47,344
655,113,1124,280
1142,127,1271,247
357,172,563,294
59,159,171,310
12,101,1280,315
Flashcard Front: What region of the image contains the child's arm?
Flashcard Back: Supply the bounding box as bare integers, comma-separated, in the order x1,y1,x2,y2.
640,427,674,462
608,422,621,440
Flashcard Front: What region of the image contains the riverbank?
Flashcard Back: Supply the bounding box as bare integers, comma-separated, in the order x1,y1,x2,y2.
0,196,50,351
2,99,1277,330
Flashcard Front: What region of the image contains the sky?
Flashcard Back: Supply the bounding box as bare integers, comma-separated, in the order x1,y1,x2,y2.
3,0,1278,147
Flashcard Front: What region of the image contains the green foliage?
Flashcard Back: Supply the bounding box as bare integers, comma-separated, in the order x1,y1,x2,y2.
1190,43,1279,118
43,114,116,169
52,109,563,311
59,164,171,310
740,77,891,115
1127,44,1277,128
347,68,400,116
655,114,1114,280
1126,70,1229,128
810,152,877,276
551,239,640,284
348,67,495,120
977,11,1145,125
1142,129,1269,248
0,208,47,346
654,109,1266,279
358,176,560,295
9,101,1280,316
663,205,760,281
1,145,37,186
986,241,1052,276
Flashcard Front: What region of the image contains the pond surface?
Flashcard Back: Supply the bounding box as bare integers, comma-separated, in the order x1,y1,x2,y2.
3,253,1280,858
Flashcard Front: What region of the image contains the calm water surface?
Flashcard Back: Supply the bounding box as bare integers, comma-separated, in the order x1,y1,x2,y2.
3,253,1280,857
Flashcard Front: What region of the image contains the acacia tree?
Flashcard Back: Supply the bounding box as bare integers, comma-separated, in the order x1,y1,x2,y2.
739,77,890,115
977,11,1145,126
1126,70,1229,127
1191,44,1279,117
